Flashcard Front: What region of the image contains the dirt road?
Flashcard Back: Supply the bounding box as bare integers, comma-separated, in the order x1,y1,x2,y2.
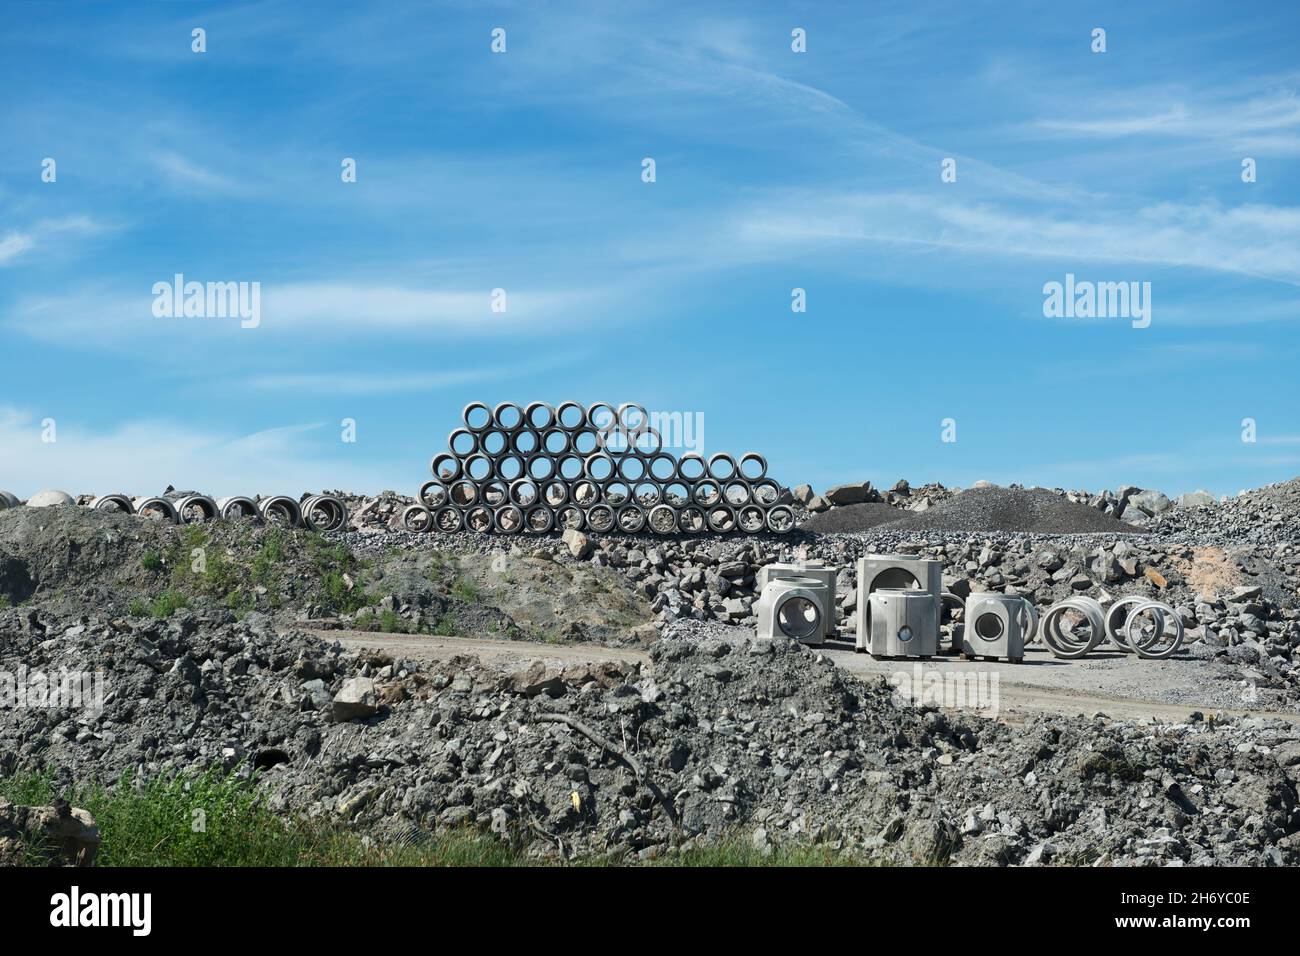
312,629,1300,725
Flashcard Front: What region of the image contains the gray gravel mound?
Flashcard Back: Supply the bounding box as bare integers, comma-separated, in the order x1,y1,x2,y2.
859,486,1146,535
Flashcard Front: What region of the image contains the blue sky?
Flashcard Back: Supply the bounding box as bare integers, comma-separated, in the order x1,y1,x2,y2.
1,0,1298,498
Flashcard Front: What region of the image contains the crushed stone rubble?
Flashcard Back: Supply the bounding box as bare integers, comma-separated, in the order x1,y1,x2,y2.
1,606,1298,865
2,474,1300,864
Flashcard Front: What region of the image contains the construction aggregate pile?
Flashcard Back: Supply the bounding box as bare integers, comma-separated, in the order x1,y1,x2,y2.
804,487,1144,535
0,605,1296,865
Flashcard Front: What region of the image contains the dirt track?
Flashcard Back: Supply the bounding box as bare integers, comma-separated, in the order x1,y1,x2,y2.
311,629,1300,726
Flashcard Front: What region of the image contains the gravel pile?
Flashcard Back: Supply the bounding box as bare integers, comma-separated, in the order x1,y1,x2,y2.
2,606,1297,865
1151,478,1300,547
805,487,1145,535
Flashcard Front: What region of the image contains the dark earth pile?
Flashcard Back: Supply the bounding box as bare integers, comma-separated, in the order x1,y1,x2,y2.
805,487,1145,535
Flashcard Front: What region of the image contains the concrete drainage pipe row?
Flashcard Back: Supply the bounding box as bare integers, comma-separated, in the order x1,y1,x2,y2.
3,490,348,532
1041,594,1183,659
414,401,791,535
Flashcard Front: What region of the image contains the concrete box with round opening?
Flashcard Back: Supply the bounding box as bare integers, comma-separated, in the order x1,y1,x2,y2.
866,589,939,658
854,555,942,652
756,561,839,642
961,593,1033,663
755,577,830,645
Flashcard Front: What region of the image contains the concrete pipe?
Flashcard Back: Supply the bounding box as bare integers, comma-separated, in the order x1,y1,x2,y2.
259,495,301,527
706,453,738,482
633,426,662,457
430,454,461,483
585,402,617,433
494,455,525,482
463,402,493,432
663,482,691,507
434,506,463,533
765,505,795,534
302,494,348,532
525,505,555,533
556,401,587,431
557,455,584,482
750,480,781,507
543,480,569,507
464,454,494,482
737,505,766,533
647,454,677,482
705,504,737,533
722,480,751,507
633,481,662,507
616,402,649,434
492,402,524,431
556,505,585,531
583,453,616,483
480,480,509,508
585,503,615,533
465,506,493,533
448,428,478,457
448,480,479,507
617,454,647,482
570,429,600,456
510,429,540,456
525,401,556,431
572,480,601,507
493,505,524,534
175,494,219,524
508,479,539,508
1104,595,1150,652
691,480,722,508
542,429,570,456
1041,597,1106,659
616,504,646,534
217,496,259,520
647,504,678,535
134,496,179,523
676,453,706,483
480,430,509,457
419,481,449,509
526,454,556,482
91,494,135,514
401,504,434,533
677,505,706,534
602,480,631,508
1125,601,1185,660
738,453,768,481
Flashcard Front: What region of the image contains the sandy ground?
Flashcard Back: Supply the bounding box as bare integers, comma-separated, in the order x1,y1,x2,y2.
311,628,1300,726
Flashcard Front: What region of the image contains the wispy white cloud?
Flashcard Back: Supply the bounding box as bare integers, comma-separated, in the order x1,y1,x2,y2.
149,151,249,195
0,406,397,498
0,216,108,267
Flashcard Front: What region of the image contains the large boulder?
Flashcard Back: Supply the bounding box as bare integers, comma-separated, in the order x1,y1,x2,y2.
331,676,379,722
1175,490,1216,508
823,482,870,506
1127,489,1172,517
27,490,74,508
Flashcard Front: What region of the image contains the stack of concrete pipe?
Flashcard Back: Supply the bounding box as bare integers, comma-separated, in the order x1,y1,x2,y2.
402,401,794,536
1037,594,1184,660
0,489,347,533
